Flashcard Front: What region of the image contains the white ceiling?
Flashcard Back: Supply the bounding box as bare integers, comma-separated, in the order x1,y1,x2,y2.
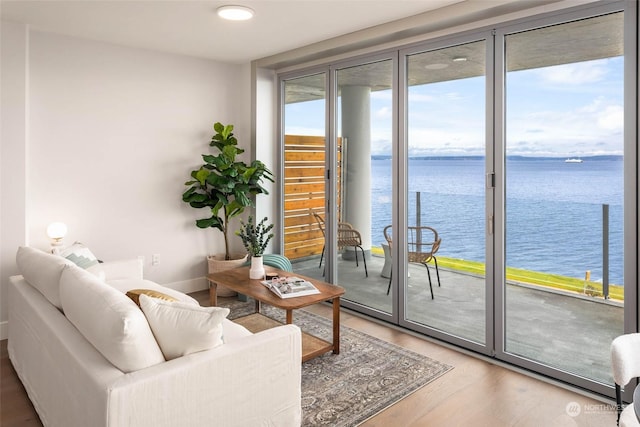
0,0,466,64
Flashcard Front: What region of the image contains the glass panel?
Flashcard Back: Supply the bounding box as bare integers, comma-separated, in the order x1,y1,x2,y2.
332,59,394,314
281,74,327,278
404,40,487,344
504,12,624,384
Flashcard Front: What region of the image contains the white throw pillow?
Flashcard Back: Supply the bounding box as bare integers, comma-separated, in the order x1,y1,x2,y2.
59,241,99,269
139,294,229,360
108,278,198,305
60,266,165,372
16,246,73,309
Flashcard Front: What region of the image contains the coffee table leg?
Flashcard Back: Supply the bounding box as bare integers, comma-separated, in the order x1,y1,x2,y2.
209,280,217,307
286,309,293,324
333,297,340,354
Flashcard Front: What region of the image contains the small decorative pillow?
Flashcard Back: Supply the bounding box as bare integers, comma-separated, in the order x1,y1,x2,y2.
139,294,229,360
59,241,99,269
126,289,178,307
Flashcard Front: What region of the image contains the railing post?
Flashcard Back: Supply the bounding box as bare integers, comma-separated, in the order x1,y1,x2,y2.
416,191,421,226
416,192,422,249
603,203,609,299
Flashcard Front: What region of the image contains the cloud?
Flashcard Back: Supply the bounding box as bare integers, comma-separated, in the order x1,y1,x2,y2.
596,105,624,131
407,93,436,103
534,59,609,86
371,91,392,101
286,59,623,158
374,106,392,120
504,98,623,156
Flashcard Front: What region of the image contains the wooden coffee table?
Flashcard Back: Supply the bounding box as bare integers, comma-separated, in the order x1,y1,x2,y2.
208,266,345,362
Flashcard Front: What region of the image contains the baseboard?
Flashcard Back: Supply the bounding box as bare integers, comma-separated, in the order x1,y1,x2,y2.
0,320,8,340
163,277,208,294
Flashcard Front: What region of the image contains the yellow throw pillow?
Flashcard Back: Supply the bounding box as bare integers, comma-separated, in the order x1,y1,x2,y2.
126,289,178,307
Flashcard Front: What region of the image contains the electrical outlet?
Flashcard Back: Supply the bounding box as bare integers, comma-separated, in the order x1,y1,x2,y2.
152,254,160,266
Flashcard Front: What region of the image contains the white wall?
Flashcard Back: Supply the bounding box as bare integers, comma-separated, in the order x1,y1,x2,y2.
1,21,29,340
0,27,249,337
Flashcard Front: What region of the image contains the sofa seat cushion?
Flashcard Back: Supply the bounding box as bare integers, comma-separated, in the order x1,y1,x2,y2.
16,246,73,309
60,266,166,372
139,295,230,360
107,279,197,305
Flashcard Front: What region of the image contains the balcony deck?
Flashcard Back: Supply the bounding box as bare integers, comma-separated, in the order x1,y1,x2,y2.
290,252,623,386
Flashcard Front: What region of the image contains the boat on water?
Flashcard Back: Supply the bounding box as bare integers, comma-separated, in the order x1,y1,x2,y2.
565,158,584,163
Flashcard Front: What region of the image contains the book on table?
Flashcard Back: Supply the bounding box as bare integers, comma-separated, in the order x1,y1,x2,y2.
261,276,321,299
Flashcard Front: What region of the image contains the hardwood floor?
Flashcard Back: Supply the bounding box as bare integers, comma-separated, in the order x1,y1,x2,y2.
1,293,617,426
303,303,616,427
1,341,40,427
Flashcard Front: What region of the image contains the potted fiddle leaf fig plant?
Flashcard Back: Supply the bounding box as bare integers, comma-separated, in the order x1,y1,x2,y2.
237,216,274,279
183,122,273,293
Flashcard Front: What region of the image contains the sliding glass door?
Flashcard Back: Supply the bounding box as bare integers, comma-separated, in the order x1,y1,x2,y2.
498,9,626,389
400,39,488,347
277,0,634,397
334,57,394,315
281,72,327,279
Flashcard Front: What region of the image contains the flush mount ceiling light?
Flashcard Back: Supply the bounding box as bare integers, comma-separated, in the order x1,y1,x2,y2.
424,63,449,70
217,5,255,21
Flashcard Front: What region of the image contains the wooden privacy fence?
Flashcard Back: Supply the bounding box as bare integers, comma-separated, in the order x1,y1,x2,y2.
283,135,341,260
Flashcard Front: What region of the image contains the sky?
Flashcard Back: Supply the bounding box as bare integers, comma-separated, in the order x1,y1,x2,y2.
284,56,624,158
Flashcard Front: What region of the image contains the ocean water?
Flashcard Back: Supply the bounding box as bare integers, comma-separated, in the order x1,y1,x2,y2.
370,157,624,285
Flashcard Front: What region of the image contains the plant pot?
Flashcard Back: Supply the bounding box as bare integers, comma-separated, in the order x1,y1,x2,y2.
207,253,248,297
249,255,266,280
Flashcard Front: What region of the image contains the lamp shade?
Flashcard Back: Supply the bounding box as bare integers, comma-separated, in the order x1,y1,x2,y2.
47,222,68,240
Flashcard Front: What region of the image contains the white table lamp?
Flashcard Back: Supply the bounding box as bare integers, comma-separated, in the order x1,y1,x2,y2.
47,222,67,254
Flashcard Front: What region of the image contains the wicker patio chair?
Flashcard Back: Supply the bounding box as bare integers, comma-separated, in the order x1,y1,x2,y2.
383,225,441,299
312,211,368,277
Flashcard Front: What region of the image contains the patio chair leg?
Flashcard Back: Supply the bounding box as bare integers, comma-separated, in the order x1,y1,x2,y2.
358,245,368,277
353,245,359,267
386,269,392,295
424,263,435,300
615,384,622,425
319,245,325,268
434,256,441,287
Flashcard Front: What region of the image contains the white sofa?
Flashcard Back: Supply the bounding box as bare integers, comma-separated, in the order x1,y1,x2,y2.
8,246,302,427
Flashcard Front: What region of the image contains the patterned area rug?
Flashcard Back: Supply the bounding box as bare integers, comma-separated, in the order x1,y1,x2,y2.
219,298,453,426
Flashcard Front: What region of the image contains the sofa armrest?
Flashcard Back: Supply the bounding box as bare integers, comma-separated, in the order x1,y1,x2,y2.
86,258,143,281
107,324,302,427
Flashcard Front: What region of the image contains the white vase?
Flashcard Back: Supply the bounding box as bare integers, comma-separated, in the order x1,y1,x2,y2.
249,255,266,280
